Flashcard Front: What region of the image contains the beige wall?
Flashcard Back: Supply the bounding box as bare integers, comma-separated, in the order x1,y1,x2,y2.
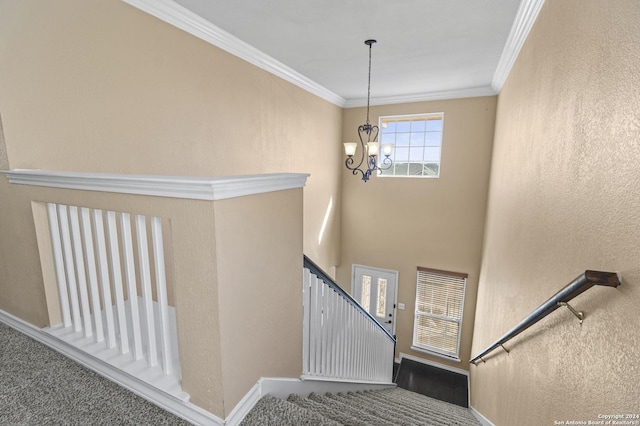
2,184,226,415
0,1,343,314
0,0,340,417
214,189,304,416
0,0,341,275
338,96,496,369
470,1,640,424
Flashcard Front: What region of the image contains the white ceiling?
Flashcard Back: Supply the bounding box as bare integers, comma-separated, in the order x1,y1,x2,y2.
126,0,542,107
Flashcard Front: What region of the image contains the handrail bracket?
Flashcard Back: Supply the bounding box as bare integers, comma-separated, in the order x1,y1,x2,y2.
558,301,584,324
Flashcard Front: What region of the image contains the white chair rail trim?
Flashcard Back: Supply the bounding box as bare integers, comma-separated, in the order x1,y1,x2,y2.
2,169,310,201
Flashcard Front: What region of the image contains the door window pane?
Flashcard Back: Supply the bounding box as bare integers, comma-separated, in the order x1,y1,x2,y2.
376,278,387,317
361,275,371,311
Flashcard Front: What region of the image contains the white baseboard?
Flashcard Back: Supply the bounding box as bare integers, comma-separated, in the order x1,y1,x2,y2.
0,309,224,426
224,376,396,426
224,382,262,426
470,405,495,426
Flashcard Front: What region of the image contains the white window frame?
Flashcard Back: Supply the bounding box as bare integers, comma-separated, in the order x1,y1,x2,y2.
378,112,444,178
411,267,467,362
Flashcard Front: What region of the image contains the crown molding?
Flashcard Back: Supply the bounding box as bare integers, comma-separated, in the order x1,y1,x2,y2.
344,85,498,108
121,0,346,107
491,0,546,92
122,0,542,109
2,169,309,201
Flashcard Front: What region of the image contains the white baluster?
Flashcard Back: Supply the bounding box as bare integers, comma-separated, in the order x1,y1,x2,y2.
307,273,315,375
93,210,116,349
324,285,332,377
69,206,93,338
69,206,93,337
321,282,329,375
330,290,339,377
80,208,104,343
57,205,82,332
312,276,322,375
338,297,346,378
47,203,71,328
347,309,356,378
327,289,335,377
106,211,129,354
121,213,143,361
136,215,157,367
302,268,311,376
151,217,172,375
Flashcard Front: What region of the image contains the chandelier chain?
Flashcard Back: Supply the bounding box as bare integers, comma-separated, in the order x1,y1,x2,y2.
366,41,372,125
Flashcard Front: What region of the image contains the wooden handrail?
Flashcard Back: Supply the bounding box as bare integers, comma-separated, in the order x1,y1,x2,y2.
470,270,621,364
303,255,396,343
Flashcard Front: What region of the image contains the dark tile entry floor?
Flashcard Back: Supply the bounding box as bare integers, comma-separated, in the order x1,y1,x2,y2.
393,358,469,408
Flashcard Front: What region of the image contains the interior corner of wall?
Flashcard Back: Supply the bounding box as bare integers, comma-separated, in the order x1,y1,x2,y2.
0,112,10,170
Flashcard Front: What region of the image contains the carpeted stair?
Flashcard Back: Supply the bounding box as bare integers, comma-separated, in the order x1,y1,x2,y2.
240,387,481,426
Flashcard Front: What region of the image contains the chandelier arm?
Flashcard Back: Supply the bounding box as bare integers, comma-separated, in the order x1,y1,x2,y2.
379,156,393,170
345,157,362,174
345,127,369,173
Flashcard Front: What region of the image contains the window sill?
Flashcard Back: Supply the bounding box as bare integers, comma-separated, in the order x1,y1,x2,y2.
378,175,440,179
410,345,461,363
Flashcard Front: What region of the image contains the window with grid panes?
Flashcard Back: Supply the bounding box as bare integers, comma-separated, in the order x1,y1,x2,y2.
379,113,444,178
412,267,467,360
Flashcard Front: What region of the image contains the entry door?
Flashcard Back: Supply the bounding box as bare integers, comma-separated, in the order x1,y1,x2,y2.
352,265,398,336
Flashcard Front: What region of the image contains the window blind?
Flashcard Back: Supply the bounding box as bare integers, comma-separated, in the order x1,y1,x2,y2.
413,267,467,359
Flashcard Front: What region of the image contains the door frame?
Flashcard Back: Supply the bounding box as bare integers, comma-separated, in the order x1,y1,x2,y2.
351,264,399,336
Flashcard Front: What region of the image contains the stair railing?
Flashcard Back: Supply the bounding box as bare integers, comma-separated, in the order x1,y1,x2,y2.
302,255,396,383
470,270,621,365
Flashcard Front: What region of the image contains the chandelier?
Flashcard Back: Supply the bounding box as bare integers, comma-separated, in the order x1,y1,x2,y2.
344,39,393,182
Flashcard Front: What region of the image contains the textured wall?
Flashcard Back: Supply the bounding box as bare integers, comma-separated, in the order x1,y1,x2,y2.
470,0,640,424
338,96,496,369
0,0,341,417
0,0,341,277
0,184,226,415
214,189,304,416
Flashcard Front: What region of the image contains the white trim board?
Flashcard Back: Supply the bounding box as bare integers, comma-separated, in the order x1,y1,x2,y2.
2,169,309,201
470,405,496,426
0,309,224,426
344,85,497,108
491,0,546,92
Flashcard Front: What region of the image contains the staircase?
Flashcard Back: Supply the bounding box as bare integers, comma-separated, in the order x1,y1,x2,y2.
240,387,481,425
